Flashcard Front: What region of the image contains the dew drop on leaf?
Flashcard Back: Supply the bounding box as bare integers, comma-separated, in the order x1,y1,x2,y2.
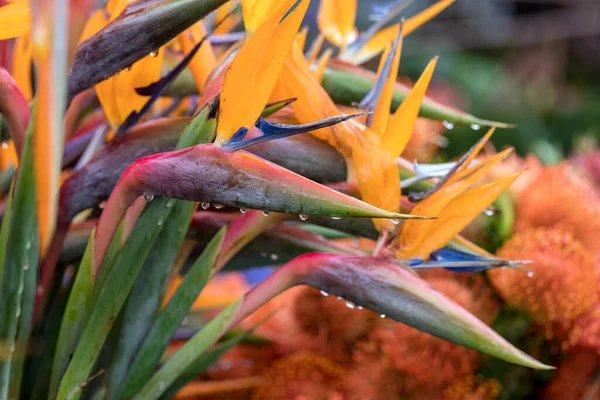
442,120,454,130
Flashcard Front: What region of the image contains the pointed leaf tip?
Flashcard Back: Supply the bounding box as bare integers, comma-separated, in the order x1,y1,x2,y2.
271,254,552,369
93,144,418,269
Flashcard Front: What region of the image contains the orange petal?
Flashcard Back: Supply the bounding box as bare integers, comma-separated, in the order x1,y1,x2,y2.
382,57,437,158
217,0,309,143
78,8,108,43
11,33,33,100
448,127,495,182
370,32,403,135
394,179,472,258
351,0,455,64
402,174,519,258
404,0,456,36
295,26,308,51
317,0,357,48
0,0,30,40
214,1,241,34
241,0,281,33
306,34,324,65
177,21,217,92
311,48,332,83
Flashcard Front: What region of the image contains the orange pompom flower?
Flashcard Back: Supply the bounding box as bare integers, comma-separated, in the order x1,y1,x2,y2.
514,163,600,258
542,351,600,400
490,227,598,323
251,353,345,400
371,276,494,388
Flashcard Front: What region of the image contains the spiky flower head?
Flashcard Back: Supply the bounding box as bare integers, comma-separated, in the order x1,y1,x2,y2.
442,376,501,400
542,351,600,400
250,352,345,400
371,275,492,388
490,227,598,323
514,163,600,257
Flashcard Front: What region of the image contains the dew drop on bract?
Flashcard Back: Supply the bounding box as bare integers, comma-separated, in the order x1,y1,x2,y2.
391,218,400,225
149,50,159,57
214,204,224,209
483,208,494,216
144,192,154,202
240,207,249,214
201,202,210,210
299,214,308,221
345,301,355,309
262,210,271,216
442,120,454,130
527,271,535,278
357,305,363,310
320,290,329,297
380,314,386,319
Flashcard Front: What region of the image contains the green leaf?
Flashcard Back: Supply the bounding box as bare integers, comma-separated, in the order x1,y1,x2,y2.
0,180,15,284
159,331,252,400
55,106,214,400
105,200,196,399
0,121,38,397
48,233,94,398
118,228,226,400
68,0,230,99
322,64,513,128
131,298,243,400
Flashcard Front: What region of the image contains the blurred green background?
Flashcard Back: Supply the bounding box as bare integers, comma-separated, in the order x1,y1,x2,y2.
308,0,600,162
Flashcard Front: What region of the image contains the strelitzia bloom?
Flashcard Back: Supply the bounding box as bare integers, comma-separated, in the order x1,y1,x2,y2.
316,0,455,64
81,0,165,130
392,129,521,259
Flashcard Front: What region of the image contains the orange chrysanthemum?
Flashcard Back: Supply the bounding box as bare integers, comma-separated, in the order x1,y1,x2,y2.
542,351,600,400
293,286,378,362
371,276,490,388
341,340,422,400
204,343,279,381
250,353,345,400
489,228,598,323
442,376,501,400
514,163,600,257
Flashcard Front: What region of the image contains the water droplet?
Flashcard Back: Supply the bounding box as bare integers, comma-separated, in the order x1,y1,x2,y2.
331,216,341,220
380,314,386,319
262,210,271,216
483,208,494,216
357,305,363,310
157,218,164,226
149,50,159,57
201,202,210,210
240,207,249,214
23,264,29,271
470,123,481,131
36,285,45,296
25,241,31,250
391,218,400,225
98,202,105,209
144,192,154,202
527,271,535,278
214,204,224,209
345,301,355,309
270,254,279,261
1,142,8,149
166,199,175,208
299,214,308,221
320,290,329,297
442,120,454,130
337,296,343,300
